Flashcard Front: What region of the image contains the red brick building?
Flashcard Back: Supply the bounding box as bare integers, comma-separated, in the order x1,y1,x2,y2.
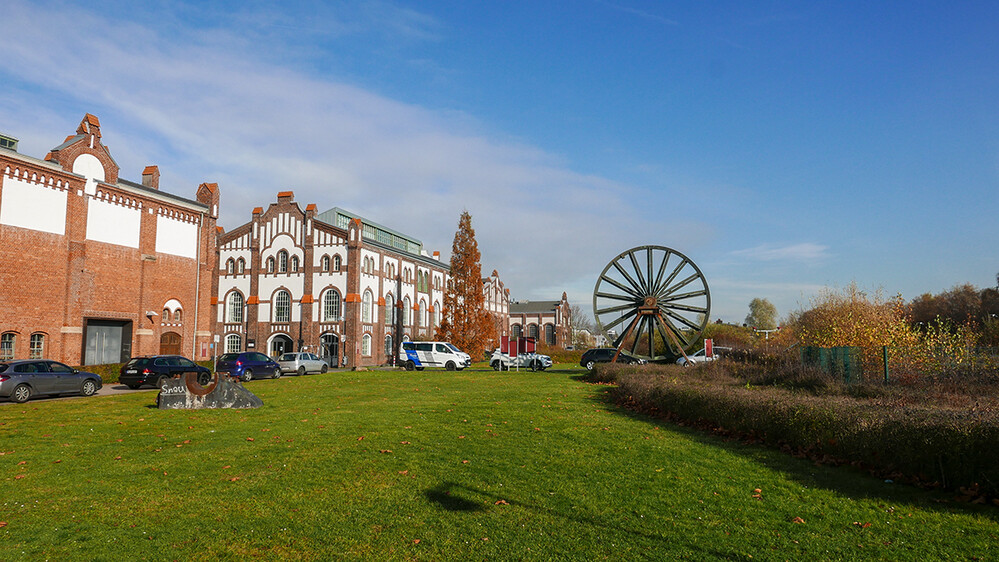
0,115,219,365
509,293,573,348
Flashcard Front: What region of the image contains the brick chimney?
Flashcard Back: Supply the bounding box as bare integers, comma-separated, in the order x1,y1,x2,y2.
142,166,160,189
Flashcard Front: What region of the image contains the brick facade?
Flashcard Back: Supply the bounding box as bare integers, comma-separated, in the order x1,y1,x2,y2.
508,293,573,349
0,115,218,365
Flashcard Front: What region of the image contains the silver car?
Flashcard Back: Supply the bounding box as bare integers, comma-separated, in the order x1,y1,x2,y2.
277,352,329,375
0,360,103,403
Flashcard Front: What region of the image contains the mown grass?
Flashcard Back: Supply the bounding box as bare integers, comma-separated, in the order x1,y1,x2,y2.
1,368,997,560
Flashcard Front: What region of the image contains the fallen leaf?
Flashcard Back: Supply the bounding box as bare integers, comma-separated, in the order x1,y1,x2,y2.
246,438,255,442
17,461,26,466
462,460,470,464
116,439,123,442
183,440,190,444
494,500,509,505
791,517,805,524
753,488,762,493
114,456,122,460
400,441,411,445
357,436,365,441
14,475,26,480
229,477,240,482
53,460,62,464
458,435,466,439
399,470,409,475
0,522,6,528
413,539,420,544
380,449,393,454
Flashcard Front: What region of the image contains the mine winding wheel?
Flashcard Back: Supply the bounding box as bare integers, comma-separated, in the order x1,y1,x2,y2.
592,245,710,362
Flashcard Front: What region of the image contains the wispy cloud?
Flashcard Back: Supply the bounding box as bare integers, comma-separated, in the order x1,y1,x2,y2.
0,0,701,304
595,1,679,26
731,243,830,262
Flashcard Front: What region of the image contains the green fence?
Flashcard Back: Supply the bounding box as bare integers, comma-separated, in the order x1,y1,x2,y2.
800,346,863,383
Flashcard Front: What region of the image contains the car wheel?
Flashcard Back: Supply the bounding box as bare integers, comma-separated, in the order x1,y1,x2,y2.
126,383,141,390
156,376,169,389
415,367,424,371
297,366,306,376
273,368,281,379
405,361,415,371
81,379,98,396
321,364,328,374
198,372,211,386
242,370,253,382
445,361,456,371
530,361,539,372
585,361,596,370
11,384,30,403
491,361,499,371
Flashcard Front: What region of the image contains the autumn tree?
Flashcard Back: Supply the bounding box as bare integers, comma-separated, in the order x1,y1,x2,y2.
745,298,778,330
436,211,496,359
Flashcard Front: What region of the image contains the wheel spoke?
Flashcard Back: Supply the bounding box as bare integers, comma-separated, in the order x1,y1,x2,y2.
651,249,672,294
595,291,637,303
662,303,708,315
646,314,656,357
658,304,702,331
656,313,691,350
596,302,638,316
657,258,689,296
600,274,643,300
658,272,701,299
602,308,637,333
628,251,649,295
612,314,642,349
660,289,708,303
612,260,647,296
629,315,647,356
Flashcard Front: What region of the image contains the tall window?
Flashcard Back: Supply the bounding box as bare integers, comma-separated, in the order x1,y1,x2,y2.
0,333,14,360
29,333,45,359
361,333,372,356
278,251,289,273
274,290,291,322
362,290,373,323
419,299,427,327
433,300,440,328
545,324,556,346
174,310,183,323
225,334,242,354
512,324,522,339
403,296,411,326
226,259,234,274
227,292,244,323
385,294,394,325
237,258,245,274
333,255,342,271
266,257,275,273
323,290,341,322
291,256,300,272
321,255,330,272
529,324,539,340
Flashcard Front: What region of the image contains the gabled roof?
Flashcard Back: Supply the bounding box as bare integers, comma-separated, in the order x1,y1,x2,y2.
510,301,561,314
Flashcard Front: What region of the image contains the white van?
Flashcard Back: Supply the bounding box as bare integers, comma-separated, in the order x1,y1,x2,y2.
400,341,471,371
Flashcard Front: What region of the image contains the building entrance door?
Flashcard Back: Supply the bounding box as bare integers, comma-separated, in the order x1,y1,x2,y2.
270,335,293,357
320,333,339,366
84,320,132,365
160,332,182,355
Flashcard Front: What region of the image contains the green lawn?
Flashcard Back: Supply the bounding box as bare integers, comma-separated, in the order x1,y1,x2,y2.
1,368,996,560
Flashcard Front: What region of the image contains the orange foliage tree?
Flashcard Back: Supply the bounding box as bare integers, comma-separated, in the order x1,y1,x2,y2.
436,211,496,359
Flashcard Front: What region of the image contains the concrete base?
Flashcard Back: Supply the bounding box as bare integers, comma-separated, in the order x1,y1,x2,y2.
157,373,263,409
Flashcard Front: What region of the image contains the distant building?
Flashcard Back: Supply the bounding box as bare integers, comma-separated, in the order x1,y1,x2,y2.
482,269,510,349
0,114,218,365
508,293,572,348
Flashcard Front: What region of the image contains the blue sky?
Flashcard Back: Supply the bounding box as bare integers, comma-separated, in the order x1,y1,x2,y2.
2,1,997,325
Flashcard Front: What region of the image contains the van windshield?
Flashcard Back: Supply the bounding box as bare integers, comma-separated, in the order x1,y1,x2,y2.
446,344,460,353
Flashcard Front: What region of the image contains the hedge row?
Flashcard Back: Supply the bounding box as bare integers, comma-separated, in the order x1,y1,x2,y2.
591,362,999,498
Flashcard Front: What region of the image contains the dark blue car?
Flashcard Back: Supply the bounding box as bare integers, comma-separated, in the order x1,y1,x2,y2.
215,352,281,382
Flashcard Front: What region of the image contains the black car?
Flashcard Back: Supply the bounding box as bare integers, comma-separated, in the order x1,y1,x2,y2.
579,348,647,370
0,360,103,403
119,355,212,389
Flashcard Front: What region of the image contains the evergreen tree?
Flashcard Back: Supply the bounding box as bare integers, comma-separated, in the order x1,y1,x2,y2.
437,211,496,358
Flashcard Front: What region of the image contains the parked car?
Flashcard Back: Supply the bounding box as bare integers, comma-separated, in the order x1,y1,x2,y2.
0,360,103,403
579,348,647,370
400,341,471,371
277,352,329,375
119,355,211,389
676,346,731,366
489,349,552,371
215,352,281,381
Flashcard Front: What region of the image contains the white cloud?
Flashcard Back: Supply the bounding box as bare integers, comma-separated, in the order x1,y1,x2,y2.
731,242,830,262
0,0,708,304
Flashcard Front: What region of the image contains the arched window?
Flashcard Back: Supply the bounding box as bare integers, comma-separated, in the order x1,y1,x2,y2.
433,300,441,328
291,255,300,272
0,333,14,360
226,259,234,274
237,258,245,274
414,300,422,327
321,255,330,272
385,335,393,359
362,290,373,323
361,333,372,356
512,324,523,339
225,334,242,354
277,251,289,273
419,299,427,327
385,294,394,325
162,308,170,320
29,333,45,359
333,255,342,271
266,257,275,273
227,292,244,324
274,290,291,322
174,310,183,323
528,323,539,340
403,296,411,326
545,324,556,346
323,290,341,322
